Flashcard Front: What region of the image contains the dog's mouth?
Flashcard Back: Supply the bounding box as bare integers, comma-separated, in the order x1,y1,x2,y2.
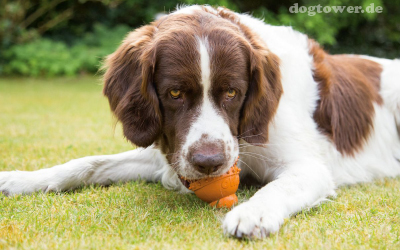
177,173,228,189
178,175,196,189
177,157,240,189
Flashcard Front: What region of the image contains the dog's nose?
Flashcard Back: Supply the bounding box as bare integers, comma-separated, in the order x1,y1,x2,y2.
192,153,225,175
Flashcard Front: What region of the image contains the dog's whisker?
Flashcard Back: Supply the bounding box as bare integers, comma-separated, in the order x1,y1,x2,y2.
238,142,288,147
239,152,275,163
240,151,274,160
238,142,268,146
169,161,181,167
238,144,267,149
237,133,264,140
238,159,261,180
237,127,256,138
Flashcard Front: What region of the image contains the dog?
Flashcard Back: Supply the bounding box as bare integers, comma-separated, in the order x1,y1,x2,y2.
1,5,399,239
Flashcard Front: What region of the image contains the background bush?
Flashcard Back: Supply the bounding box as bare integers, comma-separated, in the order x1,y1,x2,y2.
0,0,398,77
3,24,130,76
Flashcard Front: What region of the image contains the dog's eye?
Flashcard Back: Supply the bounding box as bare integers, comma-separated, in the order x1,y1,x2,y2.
170,89,181,99
226,89,237,99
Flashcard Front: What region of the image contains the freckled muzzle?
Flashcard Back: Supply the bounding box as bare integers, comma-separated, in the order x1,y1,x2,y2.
178,130,239,181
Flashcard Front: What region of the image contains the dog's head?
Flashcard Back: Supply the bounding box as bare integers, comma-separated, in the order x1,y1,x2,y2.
103,7,282,180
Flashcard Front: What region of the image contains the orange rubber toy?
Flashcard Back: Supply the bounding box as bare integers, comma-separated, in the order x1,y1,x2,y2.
188,158,241,208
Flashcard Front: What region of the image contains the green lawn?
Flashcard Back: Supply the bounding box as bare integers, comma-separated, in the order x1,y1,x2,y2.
0,77,399,249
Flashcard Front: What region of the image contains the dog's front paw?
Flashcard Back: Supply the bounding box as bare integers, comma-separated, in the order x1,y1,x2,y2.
0,171,12,196
223,200,284,239
0,170,57,196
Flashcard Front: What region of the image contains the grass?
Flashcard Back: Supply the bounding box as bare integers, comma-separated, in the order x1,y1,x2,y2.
0,76,399,249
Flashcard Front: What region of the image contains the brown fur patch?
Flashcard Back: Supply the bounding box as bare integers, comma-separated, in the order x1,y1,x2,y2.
310,40,383,156
202,7,283,144
103,24,162,147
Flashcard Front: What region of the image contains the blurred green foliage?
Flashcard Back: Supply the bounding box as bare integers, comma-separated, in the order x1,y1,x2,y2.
0,0,398,76
3,24,130,76
248,0,400,57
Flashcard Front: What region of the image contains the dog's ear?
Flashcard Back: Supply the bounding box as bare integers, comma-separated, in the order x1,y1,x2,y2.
103,24,161,147
239,41,283,145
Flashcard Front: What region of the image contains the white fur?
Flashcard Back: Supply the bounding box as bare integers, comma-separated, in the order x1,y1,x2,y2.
0,146,189,195
178,38,238,180
173,5,202,15
222,10,400,238
1,5,399,239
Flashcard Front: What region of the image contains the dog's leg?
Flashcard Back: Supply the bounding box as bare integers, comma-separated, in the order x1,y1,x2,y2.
223,157,336,238
0,146,178,196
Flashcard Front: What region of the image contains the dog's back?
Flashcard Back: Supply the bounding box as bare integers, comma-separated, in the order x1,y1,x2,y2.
224,6,400,187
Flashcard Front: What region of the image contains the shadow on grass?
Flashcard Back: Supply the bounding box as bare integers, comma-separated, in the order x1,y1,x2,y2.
56,179,261,212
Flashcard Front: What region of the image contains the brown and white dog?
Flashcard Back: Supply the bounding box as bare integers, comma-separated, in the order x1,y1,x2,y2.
1,6,400,238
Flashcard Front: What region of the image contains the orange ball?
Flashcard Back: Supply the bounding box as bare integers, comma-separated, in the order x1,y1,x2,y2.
189,160,241,208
